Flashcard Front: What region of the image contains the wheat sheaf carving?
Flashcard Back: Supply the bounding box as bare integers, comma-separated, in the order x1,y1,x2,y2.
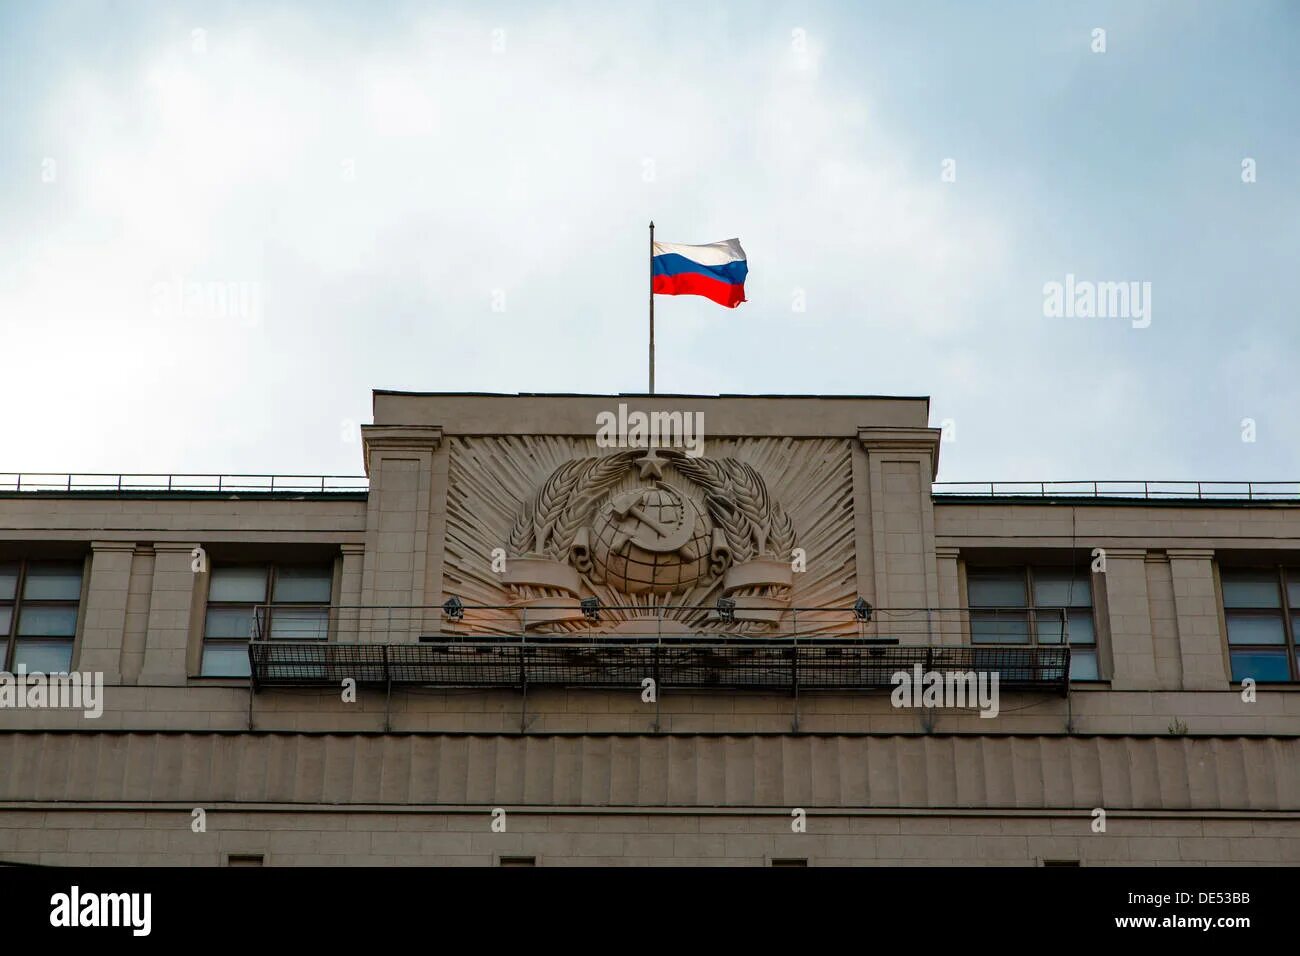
546,450,637,559
666,453,794,560
724,460,774,554
768,501,796,556
509,450,637,556
669,456,752,562
507,498,535,553
529,458,588,555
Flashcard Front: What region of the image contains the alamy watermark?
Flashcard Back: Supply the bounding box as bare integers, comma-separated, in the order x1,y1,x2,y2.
50,886,151,936
0,665,103,718
151,277,262,327
890,664,1000,718
595,403,704,458
1042,273,1151,328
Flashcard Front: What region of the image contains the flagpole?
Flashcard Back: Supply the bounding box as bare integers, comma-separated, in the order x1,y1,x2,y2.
648,220,655,394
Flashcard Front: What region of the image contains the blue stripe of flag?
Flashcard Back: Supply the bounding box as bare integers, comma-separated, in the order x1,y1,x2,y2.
652,253,748,286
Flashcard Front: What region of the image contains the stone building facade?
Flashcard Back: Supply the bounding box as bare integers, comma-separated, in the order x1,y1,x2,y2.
0,391,1296,865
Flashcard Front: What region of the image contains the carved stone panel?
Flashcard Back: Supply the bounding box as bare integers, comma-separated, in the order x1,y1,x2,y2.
442,437,857,635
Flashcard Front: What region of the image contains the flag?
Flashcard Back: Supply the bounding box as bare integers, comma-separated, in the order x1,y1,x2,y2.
652,238,747,308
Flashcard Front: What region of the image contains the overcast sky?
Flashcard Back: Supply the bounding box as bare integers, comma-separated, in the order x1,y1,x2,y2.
2,1,1297,483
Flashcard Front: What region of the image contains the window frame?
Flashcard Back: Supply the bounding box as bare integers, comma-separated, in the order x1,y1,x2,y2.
965,564,1101,682
200,562,333,678
0,559,85,674
1219,565,1300,684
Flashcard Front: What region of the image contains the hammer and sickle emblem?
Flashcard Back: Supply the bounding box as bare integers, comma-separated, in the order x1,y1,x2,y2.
608,484,695,554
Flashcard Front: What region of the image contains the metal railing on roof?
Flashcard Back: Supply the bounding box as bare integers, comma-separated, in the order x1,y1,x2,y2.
8,473,1292,501
932,480,1300,501
0,473,370,493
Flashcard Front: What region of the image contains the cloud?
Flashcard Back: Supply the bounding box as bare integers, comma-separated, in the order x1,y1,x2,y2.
0,5,1014,476
8,3,1290,482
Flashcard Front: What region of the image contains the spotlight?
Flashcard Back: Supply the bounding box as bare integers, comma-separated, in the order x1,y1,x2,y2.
580,597,601,622
443,596,465,622
716,597,736,623
853,597,873,623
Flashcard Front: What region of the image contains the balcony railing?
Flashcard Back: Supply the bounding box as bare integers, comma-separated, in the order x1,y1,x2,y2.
933,480,1300,500
249,639,1070,693
245,603,1073,695
0,473,369,493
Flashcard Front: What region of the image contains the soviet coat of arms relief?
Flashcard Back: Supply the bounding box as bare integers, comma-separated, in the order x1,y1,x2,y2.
501,447,798,634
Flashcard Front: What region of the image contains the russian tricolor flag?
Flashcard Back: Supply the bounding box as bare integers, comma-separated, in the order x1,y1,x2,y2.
652,238,747,308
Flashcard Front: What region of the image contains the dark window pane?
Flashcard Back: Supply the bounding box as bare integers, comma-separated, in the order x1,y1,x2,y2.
1036,610,1095,645
967,572,1026,608
1033,570,1091,608
0,563,17,601
270,607,329,640
1069,650,1099,681
23,563,82,601
273,566,332,603
12,640,73,674
1287,575,1300,610
1067,609,1095,646
1225,611,1285,645
201,643,251,677
205,607,257,640
1221,571,1281,608
0,606,10,637
971,610,1030,643
1230,649,1291,683
17,605,78,637
209,566,267,603
1035,610,1067,644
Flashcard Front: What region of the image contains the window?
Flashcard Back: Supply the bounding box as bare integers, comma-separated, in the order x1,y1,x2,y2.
201,564,332,677
1221,568,1299,683
967,566,1098,681
226,854,264,866
0,560,83,673
770,858,808,867
498,856,536,867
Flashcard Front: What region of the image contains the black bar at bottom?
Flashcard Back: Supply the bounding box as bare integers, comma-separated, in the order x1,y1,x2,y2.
0,865,1280,943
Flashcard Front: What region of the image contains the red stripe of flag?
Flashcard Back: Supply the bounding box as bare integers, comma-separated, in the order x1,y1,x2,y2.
652,272,745,308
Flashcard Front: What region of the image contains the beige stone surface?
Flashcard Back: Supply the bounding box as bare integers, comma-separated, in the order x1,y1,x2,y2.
0,807,1294,866
1,732,1295,811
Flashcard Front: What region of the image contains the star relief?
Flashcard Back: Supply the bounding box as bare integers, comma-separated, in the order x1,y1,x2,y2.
635,448,668,480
